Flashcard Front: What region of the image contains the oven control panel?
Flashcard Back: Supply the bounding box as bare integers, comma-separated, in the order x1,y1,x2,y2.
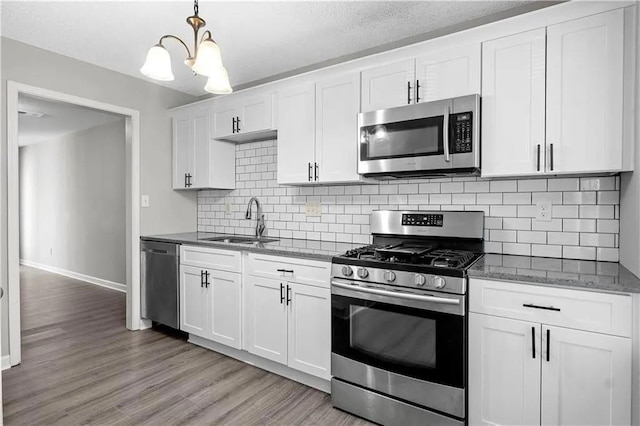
402,213,443,227
451,112,473,154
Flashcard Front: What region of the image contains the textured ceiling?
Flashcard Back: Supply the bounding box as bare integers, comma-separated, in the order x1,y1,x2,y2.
18,94,124,146
2,1,538,96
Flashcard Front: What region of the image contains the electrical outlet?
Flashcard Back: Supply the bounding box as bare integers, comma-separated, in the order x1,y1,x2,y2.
224,202,232,216
536,201,552,222
305,201,322,217
141,195,150,208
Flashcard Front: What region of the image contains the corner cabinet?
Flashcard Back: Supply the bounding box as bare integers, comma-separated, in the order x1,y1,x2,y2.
277,73,366,185
171,107,235,190
179,246,242,349
481,9,631,177
360,42,481,112
244,253,331,380
469,278,632,426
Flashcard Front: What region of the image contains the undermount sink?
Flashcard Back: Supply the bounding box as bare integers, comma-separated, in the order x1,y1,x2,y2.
202,236,279,244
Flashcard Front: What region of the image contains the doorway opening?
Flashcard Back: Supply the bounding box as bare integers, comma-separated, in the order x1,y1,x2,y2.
6,82,145,367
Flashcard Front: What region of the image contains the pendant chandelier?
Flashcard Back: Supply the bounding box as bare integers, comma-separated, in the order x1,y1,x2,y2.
140,0,232,94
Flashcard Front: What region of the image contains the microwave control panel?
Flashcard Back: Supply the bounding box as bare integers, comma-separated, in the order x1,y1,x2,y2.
451,112,473,153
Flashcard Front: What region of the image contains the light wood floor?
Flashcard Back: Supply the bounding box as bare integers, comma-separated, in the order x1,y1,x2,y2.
3,266,371,425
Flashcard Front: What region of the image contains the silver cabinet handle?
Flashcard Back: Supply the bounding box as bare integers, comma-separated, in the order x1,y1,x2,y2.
443,105,451,162
331,281,459,305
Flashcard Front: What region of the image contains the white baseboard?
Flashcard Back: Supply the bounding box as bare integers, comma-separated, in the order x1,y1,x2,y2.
1,355,12,371
20,259,126,293
189,335,331,394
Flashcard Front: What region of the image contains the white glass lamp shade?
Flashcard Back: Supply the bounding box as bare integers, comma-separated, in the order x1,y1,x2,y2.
204,67,233,94
140,44,174,81
192,39,224,77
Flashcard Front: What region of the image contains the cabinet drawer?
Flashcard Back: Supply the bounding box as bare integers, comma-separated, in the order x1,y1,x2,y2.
180,245,242,273
245,253,330,288
469,278,632,337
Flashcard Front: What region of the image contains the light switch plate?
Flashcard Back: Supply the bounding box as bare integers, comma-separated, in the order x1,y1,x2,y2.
536,201,552,222
141,195,150,208
305,201,322,217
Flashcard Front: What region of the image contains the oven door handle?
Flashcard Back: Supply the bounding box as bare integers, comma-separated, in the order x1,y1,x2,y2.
331,280,460,305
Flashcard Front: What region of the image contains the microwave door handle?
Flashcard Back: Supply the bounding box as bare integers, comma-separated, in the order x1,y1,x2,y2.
443,105,451,162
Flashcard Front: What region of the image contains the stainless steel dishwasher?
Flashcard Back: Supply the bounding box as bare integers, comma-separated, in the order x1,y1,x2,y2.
141,240,180,329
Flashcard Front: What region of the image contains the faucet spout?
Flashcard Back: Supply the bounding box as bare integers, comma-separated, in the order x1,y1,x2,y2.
245,197,265,237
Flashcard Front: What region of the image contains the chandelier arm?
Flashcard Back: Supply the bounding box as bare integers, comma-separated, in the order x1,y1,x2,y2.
200,30,214,44
159,35,193,59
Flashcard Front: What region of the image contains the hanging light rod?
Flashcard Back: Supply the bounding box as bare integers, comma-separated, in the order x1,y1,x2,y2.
140,0,232,94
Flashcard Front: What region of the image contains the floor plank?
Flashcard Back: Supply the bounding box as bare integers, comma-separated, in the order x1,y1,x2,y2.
3,266,371,425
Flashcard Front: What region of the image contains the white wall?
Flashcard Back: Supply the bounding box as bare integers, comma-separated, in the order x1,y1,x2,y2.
19,120,126,286
1,37,198,356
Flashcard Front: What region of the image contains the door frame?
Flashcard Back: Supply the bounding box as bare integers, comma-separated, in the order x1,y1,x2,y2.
6,81,146,366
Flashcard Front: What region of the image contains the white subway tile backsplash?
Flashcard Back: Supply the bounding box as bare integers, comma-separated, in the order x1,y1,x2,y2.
518,179,547,192
548,178,579,192
503,192,532,205
197,140,620,262
563,219,596,233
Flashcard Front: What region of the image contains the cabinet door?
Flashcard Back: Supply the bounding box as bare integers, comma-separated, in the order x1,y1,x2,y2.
481,29,546,177
315,73,361,184
415,43,480,102
240,94,272,134
361,59,415,112
244,275,288,364
546,10,624,174
172,112,192,189
191,107,211,189
541,325,631,426
276,83,316,184
468,313,541,426
180,265,208,337
211,101,237,139
207,270,242,350
287,282,331,380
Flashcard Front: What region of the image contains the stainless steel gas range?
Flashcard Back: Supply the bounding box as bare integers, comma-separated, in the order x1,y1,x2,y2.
330,210,484,426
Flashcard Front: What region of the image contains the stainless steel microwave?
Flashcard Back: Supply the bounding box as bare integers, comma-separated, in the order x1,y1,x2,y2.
358,94,480,177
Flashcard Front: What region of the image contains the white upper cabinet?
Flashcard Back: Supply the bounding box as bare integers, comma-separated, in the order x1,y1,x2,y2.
277,83,316,185
481,9,628,177
361,43,480,113
211,90,275,142
546,9,624,174
171,106,235,190
315,73,361,184
415,43,481,103
277,74,366,185
361,59,415,112
481,29,546,177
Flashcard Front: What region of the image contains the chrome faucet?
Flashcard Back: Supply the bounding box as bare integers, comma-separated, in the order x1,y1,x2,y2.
245,197,265,238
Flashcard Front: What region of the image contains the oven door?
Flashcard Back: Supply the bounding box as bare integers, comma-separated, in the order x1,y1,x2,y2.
358,99,454,175
331,278,466,418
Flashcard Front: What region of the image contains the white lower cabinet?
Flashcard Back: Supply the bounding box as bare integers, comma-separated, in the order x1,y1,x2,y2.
469,279,632,426
244,254,331,380
244,276,288,364
180,247,242,350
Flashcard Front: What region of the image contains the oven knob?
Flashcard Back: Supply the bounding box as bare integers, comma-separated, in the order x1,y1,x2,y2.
415,274,426,286
434,276,446,289
357,268,369,279
341,266,353,277
384,270,396,282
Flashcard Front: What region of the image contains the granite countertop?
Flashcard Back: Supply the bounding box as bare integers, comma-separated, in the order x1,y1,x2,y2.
469,254,640,295
141,232,362,262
